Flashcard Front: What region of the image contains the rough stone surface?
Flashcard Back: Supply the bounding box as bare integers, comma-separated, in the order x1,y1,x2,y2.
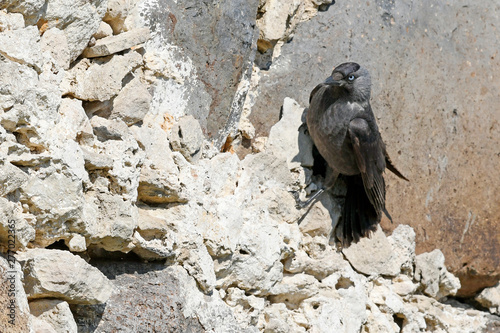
110,76,152,125
0,254,31,332
137,0,260,145
29,299,77,333
82,27,150,58
0,26,42,70
415,249,461,299
476,283,500,315
61,51,143,102
16,249,113,304
248,1,500,296
169,115,204,162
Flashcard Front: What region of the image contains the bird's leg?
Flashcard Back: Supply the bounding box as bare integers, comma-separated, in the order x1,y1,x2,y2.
296,170,339,209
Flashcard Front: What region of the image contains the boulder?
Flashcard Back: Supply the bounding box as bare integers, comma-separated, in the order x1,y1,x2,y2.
29,299,77,333
16,248,113,304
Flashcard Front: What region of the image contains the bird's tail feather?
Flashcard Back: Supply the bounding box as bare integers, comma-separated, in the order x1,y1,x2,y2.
341,175,380,247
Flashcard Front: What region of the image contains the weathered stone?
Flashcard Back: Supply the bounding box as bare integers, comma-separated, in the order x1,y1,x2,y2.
54,98,93,141
132,125,187,204
31,316,57,333
250,0,500,295
91,116,129,142
40,0,107,61
169,115,204,162
0,160,28,196
90,264,205,332
87,192,137,252
103,0,134,33
61,51,143,102
476,283,500,314
0,198,35,252
29,299,77,333
40,28,71,70
16,248,113,304
0,25,41,69
0,10,25,31
387,224,416,275
83,27,150,58
343,227,402,277
92,21,113,40
110,76,151,126
138,0,259,146
0,0,44,26
0,254,31,332
266,97,314,169
414,249,461,299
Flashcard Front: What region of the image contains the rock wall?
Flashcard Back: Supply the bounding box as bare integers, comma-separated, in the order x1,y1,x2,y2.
0,0,499,332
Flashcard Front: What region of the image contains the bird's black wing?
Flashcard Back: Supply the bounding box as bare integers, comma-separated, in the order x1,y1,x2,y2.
348,116,389,221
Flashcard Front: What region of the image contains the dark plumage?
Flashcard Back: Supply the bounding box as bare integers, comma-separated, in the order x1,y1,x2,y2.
305,62,408,246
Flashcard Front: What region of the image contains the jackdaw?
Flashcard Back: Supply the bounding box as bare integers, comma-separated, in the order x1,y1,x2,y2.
303,62,408,246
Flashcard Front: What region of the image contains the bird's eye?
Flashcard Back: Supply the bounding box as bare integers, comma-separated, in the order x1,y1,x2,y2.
347,75,355,81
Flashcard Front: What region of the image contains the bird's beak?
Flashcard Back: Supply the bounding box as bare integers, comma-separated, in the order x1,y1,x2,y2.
324,76,342,86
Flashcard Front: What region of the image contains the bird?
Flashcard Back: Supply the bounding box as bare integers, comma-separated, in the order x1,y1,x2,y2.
302,62,408,246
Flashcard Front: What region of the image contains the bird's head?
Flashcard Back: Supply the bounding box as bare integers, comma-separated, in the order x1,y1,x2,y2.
324,62,372,101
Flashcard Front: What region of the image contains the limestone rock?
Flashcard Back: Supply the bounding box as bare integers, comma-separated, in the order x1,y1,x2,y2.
343,227,402,277
0,25,42,70
103,0,135,33
387,224,416,275
82,27,150,58
414,249,461,299
0,160,29,197
0,254,32,332
475,283,500,314
40,0,107,61
16,248,113,304
61,51,143,101
110,76,152,126
53,98,93,141
169,115,204,162
266,97,314,169
29,299,77,333
0,10,25,31
131,125,187,204
0,197,35,252
92,21,113,39
40,28,71,70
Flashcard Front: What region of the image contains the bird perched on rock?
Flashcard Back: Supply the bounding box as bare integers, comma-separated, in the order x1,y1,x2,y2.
303,62,408,246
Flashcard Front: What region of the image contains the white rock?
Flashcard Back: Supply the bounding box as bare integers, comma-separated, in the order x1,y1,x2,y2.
167,265,258,333
475,282,500,314
103,0,135,33
93,21,113,39
0,10,25,31
83,27,150,58
0,159,29,196
266,97,314,169
40,28,70,70
110,76,152,125
131,125,187,204
42,0,107,61
0,197,35,252
87,192,137,252
269,273,319,306
31,316,57,333
16,248,113,304
414,249,461,299
66,234,87,252
387,224,416,275
21,172,86,247
52,98,93,141
343,226,402,277
61,51,143,101
29,299,77,333
262,303,306,332
0,254,32,332
224,287,266,328
0,25,42,70
169,115,204,162
391,274,418,296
